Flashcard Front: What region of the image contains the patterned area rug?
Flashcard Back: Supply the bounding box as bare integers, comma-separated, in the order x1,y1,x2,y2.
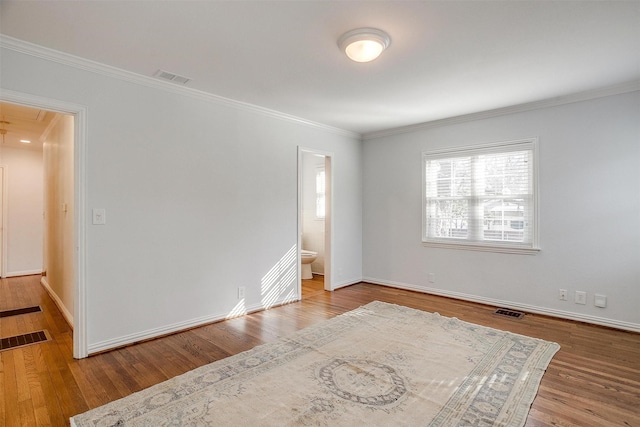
71,301,559,426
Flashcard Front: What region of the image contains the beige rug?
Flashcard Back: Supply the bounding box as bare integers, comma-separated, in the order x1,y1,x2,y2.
71,301,559,426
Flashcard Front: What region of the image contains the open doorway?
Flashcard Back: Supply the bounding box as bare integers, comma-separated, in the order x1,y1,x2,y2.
298,147,332,298
0,92,87,359
0,103,50,279
0,100,74,317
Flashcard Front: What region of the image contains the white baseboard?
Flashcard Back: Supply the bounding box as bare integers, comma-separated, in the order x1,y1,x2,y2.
40,276,74,328
87,296,298,355
5,269,43,278
362,276,640,333
86,275,639,355
332,277,363,290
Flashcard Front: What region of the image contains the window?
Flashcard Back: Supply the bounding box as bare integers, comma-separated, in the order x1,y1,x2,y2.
423,139,539,254
315,166,326,219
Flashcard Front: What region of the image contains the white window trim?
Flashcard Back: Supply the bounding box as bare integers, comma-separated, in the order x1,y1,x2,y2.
315,165,326,220
422,138,540,255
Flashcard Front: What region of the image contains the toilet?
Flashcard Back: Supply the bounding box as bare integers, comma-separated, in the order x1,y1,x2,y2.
300,250,318,279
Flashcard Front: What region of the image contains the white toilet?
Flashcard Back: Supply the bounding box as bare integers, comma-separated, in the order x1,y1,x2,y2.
300,250,318,279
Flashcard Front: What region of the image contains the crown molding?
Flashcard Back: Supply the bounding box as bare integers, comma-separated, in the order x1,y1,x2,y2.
4,34,637,142
39,111,62,143
0,35,360,140
363,79,640,141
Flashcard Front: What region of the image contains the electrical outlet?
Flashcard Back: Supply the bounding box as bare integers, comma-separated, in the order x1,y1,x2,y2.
594,294,607,308
575,291,587,305
558,289,568,301
238,286,245,299
428,273,435,284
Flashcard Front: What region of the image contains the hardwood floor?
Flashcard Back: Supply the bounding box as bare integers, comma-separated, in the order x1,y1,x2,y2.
301,274,325,298
1,274,639,426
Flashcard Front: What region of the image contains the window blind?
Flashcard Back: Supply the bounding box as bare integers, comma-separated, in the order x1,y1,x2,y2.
423,139,538,252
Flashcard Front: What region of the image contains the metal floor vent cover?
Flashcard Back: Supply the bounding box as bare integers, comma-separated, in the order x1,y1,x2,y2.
494,308,525,319
0,305,42,318
0,330,51,352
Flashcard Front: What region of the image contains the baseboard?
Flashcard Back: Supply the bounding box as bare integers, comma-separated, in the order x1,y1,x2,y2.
332,277,363,290
5,269,43,278
40,276,74,328
87,296,298,355
86,275,639,354
362,276,640,333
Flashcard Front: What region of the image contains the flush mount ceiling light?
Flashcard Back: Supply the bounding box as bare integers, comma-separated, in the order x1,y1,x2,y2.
338,28,391,63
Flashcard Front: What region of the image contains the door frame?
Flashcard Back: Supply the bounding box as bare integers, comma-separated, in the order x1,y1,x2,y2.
0,89,88,359
297,147,334,295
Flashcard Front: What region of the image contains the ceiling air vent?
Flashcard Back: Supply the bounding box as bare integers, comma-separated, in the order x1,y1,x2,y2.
154,69,192,85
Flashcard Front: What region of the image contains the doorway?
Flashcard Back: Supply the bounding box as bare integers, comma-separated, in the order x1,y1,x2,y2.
298,147,333,298
0,91,87,359
0,104,49,280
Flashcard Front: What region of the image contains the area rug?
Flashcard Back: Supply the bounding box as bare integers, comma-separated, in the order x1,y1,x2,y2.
71,301,559,426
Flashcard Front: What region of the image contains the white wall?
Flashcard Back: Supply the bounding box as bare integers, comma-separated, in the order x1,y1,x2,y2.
301,151,325,274
363,91,640,330
42,113,75,324
0,145,43,276
0,42,363,353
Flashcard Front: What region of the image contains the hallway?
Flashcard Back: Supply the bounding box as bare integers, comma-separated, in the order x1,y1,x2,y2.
0,275,74,425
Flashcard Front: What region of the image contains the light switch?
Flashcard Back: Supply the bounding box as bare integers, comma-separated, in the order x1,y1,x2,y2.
92,208,106,225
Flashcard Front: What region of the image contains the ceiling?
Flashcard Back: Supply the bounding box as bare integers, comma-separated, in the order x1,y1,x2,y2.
0,102,55,151
1,1,639,135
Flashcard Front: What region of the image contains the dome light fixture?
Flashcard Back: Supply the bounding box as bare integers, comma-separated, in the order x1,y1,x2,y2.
338,28,391,63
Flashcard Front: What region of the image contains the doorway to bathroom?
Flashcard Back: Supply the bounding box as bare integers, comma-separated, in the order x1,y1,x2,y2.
298,147,332,297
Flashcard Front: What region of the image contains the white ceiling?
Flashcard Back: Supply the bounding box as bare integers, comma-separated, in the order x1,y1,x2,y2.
0,102,54,151
1,1,639,135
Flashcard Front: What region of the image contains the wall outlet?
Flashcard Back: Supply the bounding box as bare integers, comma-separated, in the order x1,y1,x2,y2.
594,294,607,308
238,286,245,299
428,273,435,284
575,291,587,305
558,289,568,301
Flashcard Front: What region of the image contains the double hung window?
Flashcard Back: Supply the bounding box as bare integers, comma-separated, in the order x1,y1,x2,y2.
422,139,539,254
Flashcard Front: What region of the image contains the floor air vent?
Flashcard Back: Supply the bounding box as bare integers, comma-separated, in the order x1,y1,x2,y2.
0,330,50,352
0,305,42,318
494,308,525,319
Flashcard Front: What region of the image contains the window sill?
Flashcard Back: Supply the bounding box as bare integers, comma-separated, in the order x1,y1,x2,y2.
422,240,540,255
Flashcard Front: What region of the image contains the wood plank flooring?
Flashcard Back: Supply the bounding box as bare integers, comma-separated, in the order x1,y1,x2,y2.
1,274,639,426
